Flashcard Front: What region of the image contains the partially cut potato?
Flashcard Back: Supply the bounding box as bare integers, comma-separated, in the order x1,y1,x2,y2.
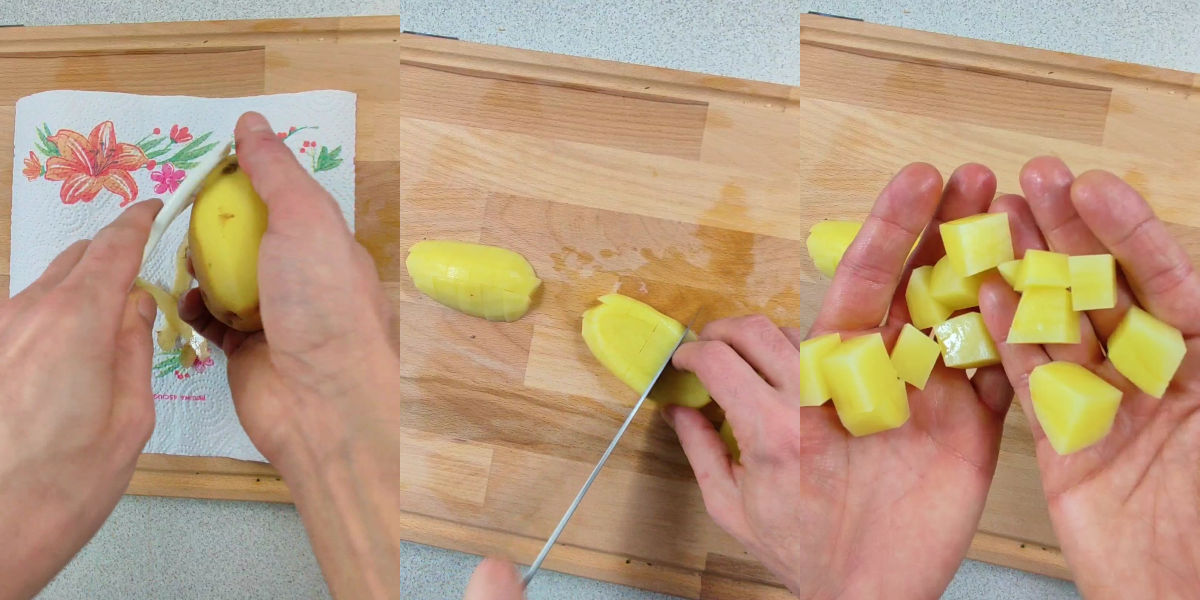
581,294,710,408
819,332,910,436
1031,361,1122,455
1107,306,1185,398
406,240,542,322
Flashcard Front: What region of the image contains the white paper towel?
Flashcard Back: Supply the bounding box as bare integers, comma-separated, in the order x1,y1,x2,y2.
10,90,357,462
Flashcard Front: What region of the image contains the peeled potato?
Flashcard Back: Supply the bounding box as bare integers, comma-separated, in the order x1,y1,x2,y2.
406,240,542,322
581,294,709,408
806,221,862,278
189,156,267,332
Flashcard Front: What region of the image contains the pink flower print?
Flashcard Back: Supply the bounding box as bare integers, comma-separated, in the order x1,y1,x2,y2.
150,163,186,195
169,124,193,144
192,357,215,374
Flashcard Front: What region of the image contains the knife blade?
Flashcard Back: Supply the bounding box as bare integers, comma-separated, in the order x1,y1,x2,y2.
522,314,698,586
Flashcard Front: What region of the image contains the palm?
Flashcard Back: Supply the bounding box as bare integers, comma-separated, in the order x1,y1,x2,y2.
978,157,1200,597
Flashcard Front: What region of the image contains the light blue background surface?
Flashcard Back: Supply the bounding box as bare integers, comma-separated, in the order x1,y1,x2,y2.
9,1,1196,597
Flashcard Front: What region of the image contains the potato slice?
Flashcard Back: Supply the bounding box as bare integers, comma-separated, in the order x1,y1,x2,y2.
795,332,841,406
940,213,1014,276
891,323,941,390
1068,254,1116,311
1108,306,1185,398
819,332,910,436
906,265,952,330
930,255,985,311
933,312,1000,368
1007,287,1080,344
406,240,542,322
581,294,710,408
1015,250,1069,290
1031,361,1122,455
806,220,861,278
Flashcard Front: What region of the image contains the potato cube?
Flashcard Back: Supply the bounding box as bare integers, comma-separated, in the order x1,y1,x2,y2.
930,255,986,310
891,323,941,390
796,332,841,406
1108,306,1186,398
1069,254,1117,311
906,265,952,330
940,213,1014,276
998,259,1022,290
933,312,1000,368
1008,287,1080,344
719,420,740,462
1031,361,1122,455
1015,250,1069,290
806,221,861,278
819,333,910,436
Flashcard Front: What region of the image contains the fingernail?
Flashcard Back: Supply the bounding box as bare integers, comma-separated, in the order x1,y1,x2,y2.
137,291,157,324
241,111,272,134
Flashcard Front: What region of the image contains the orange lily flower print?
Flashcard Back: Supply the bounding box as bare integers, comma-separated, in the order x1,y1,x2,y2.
44,121,148,206
21,151,41,181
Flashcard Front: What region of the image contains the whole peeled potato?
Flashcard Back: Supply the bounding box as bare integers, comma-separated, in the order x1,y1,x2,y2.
188,156,267,332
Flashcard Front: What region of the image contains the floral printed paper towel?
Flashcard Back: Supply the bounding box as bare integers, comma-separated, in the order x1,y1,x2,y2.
10,90,357,462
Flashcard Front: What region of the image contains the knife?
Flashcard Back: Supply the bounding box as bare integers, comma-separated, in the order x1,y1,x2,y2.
522,314,697,586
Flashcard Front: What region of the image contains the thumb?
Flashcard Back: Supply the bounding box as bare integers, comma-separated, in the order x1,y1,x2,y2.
232,111,348,237
464,558,524,600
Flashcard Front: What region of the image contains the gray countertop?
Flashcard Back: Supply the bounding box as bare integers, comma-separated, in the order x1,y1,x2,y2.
8,1,1195,598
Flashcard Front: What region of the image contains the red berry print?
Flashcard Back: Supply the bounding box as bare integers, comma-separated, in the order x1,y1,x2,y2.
146,159,157,171
299,147,306,153
153,127,161,135
289,126,297,133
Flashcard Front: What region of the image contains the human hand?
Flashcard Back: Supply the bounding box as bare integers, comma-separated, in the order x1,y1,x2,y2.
666,164,1013,598
180,112,404,597
464,558,524,600
0,202,160,599
978,157,1200,598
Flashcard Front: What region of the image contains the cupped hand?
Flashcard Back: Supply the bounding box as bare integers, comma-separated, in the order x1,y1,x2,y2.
180,112,399,468
666,164,1013,599
978,157,1200,598
0,201,160,598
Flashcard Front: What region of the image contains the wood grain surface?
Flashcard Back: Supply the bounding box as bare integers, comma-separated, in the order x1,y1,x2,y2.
2,14,1198,597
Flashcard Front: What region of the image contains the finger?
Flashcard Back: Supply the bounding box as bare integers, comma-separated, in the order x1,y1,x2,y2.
233,112,348,237
971,365,1013,416
672,340,775,424
990,196,1104,368
464,558,524,600
179,288,249,355
663,406,744,534
17,240,90,300
1071,170,1200,335
699,316,801,390
813,163,943,332
978,278,1051,443
107,290,157,456
910,163,998,268
1019,157,1135,340
63,200,162,323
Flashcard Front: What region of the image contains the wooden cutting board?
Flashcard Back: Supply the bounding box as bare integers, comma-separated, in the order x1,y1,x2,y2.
2,14,1198,598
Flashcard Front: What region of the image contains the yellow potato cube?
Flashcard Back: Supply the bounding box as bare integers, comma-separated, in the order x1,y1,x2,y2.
719,420,740,463
819,333,910,436
933,312,1000,368
891,323,941,390
940,213,1014,276
1031,361,1122,455
1069,254,1117,311
1108,306,1186,398
905,265,952,330
1015,250,1069,290
930,255,986,311
1007,287,1080,344
998,259,1022,289
806,221,861,278
796,332,841,406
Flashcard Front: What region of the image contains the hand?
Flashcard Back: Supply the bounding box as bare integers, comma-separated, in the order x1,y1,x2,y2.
464,558,524,600
0,202,160,598
978,157,1200,598
181,112,404,597
666,164,1013,599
